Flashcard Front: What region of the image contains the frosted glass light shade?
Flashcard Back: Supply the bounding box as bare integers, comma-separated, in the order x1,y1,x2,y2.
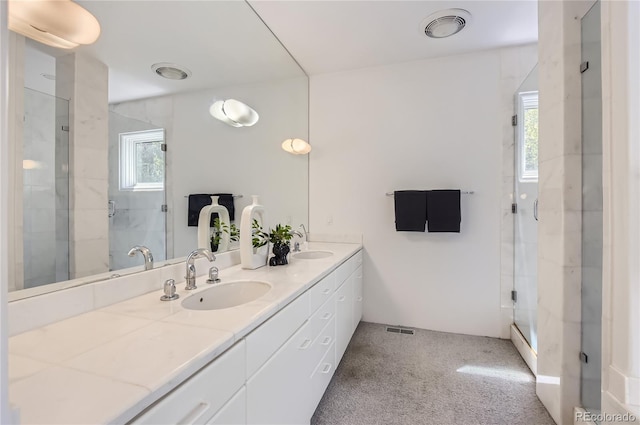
282,138,311,155
209,99,259,127
9,0,101,49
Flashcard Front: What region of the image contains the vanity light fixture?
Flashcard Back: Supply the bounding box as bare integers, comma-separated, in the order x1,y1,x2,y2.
281,138,311,155
8,0,101,49
209,99,259,127
420,9,471,39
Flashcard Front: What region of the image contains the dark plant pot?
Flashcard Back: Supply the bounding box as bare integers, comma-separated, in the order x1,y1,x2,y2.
269,243,290,266
210,241,219,253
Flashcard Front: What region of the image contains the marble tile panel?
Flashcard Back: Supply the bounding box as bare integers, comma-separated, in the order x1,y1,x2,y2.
71,178,108,210
71,146,108,180
582,154,603,211
29,185,55,210
71,209,109,241
9,366,149,425
9,311,152,362
500,241,514,276
8,354,52,384
28,208,56,234
63,322,234,391
7,283,95,336
70,238,109,277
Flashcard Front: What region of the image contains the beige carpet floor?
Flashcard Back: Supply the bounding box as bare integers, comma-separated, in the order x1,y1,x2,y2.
311,322,555,425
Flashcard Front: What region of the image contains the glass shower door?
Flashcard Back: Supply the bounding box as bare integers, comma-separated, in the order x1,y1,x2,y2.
108,111,167,271
513,66,539,352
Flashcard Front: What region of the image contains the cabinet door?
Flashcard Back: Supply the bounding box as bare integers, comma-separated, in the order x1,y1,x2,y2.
335,275,353,364
353,265,363,333
206,387,246,425
247,321,314,425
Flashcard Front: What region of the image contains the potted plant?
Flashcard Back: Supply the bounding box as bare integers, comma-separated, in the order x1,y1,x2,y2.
210,218,239,252
268,224,292,266
251,219,268,252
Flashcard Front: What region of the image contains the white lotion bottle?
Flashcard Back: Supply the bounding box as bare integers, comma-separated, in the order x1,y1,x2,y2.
197,196,230,252
240,195,268,269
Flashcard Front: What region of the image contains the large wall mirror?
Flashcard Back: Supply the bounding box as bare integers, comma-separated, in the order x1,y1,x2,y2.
8,1,309,300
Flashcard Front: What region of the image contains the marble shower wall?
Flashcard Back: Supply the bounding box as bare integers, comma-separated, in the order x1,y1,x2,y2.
537,1,595,423
22,88,70,288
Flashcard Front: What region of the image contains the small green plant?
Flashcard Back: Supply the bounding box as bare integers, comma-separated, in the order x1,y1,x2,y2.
252,219,268,249
210,217,229,250
268,224,292,247
229,223,239,242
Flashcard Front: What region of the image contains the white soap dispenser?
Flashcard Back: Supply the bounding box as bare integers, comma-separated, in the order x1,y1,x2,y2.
240,195,268,269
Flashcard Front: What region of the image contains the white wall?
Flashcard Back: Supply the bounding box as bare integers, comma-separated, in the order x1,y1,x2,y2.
309,45,537,338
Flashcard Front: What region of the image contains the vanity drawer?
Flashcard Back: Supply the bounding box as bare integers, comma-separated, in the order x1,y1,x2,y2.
307,342,336,418
308,293,336,340
246,292,309,377
334,260,352,289
309,274,336,313
132,340,245,425
308,317,336,376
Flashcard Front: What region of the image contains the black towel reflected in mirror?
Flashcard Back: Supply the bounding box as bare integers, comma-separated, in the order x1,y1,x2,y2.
426,190,461,232
394,190,427,232
187,193,235,227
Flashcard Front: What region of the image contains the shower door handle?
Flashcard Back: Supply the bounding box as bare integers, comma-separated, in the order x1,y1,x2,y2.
108,200,116,218
533,198,539,221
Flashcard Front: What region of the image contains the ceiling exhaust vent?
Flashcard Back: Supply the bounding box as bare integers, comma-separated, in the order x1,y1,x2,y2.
421,9,472,39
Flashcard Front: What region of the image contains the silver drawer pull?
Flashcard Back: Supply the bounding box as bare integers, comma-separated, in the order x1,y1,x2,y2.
357,297,363,302
299,338,311,350
321,336,332,345
322,288,331,295
338,296,346,302
179,401,210,425
321,363,332,374
321,312,331,320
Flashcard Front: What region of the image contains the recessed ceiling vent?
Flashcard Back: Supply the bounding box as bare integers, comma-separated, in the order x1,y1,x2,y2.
421,9,472,39
151,63,192,80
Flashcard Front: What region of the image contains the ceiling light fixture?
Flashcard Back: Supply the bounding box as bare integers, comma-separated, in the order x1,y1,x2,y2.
151,63,192,80
421,9,471,39
281,138,311,155
209,99,259,127
8,0,101,49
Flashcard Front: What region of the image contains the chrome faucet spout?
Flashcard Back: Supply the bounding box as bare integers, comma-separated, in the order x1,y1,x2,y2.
128,245,154,270
299,224,308,241
185,248,215,290
289,230,303,238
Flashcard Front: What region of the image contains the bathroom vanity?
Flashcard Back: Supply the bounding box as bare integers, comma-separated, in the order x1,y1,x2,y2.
7,242,362,424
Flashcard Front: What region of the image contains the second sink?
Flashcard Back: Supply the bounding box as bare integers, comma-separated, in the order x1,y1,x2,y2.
292,250,334,260
182,280,271,311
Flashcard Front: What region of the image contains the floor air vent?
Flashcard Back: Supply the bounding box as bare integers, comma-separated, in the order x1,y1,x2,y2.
386,326,415,335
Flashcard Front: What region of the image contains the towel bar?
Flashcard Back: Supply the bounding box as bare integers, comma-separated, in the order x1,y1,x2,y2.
385,191,474,196
184,194,243,199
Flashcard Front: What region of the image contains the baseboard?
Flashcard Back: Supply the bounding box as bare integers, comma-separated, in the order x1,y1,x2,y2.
510,324,537,376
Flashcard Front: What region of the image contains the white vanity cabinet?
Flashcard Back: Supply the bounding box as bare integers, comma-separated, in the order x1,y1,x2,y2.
132,249,363,425
131,340,246,425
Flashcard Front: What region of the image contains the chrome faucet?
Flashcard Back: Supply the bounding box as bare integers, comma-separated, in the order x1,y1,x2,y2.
127,245,154,270
299,224,308,242
185,248,215,290
289,230,303,252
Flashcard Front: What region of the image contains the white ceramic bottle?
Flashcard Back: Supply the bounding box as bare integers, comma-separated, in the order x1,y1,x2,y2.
197,196,231,252
240,195,268,269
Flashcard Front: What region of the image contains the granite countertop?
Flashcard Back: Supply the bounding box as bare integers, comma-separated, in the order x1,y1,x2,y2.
8,242,362,425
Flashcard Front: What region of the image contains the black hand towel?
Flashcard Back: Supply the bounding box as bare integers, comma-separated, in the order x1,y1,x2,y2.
426,190,461,233
394,190,427,232
187,193,236,227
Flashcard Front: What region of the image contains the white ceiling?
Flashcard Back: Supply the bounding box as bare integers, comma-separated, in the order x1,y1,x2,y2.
249,0,538,75
72,0,304,103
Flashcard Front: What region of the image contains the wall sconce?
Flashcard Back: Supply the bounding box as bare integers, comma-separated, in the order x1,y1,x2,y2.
8,0,101,49
281,138,311,155
209,99,259,127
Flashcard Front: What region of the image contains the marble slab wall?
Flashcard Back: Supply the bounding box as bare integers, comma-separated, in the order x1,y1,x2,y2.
537,1,595,423
56,53,109,279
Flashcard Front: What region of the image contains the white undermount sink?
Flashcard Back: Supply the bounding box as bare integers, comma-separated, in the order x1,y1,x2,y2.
292,250,334,260
181,280,271,311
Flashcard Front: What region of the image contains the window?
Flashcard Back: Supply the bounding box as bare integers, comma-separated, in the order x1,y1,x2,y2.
518,92,539,181
119,129,165,191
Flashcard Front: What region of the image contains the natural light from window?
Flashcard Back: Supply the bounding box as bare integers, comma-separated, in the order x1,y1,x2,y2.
119,129,165,191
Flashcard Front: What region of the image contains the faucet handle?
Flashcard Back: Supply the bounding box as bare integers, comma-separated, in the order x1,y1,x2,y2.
207,267,221,284
160,279,179,301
